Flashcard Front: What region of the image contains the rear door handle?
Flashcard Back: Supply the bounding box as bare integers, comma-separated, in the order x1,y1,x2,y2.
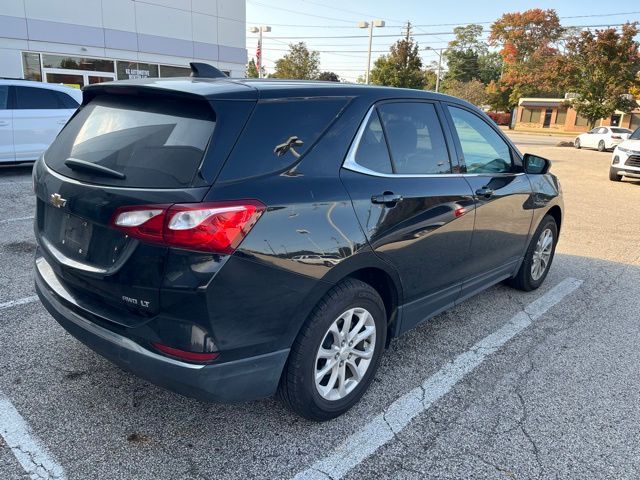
475,187,494,198
371,192,403,206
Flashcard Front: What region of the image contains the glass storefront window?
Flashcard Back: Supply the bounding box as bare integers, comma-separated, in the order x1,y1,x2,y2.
159,65,191,77
116,61,159,80
42,54,114,73
22,52,42,81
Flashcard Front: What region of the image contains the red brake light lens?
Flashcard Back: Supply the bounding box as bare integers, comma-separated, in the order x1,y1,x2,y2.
111,200,265,254
152,343,219,363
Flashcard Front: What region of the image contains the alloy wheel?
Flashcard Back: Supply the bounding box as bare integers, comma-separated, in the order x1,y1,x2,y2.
314,307,376,401
531,228,553,281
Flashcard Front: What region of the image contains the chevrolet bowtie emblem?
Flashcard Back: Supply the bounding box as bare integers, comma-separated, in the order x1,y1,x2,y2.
50,193,67,208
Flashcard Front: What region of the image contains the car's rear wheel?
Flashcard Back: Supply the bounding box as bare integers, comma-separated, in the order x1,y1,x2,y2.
574,138,581,149
278,278,386,421
507,215,558,292
609,168,622,182
598,140,606,152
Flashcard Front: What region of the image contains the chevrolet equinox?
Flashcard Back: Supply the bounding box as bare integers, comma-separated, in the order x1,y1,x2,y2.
34,65,562,421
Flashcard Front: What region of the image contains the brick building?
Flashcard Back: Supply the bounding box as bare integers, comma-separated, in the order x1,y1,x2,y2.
515,97,640,133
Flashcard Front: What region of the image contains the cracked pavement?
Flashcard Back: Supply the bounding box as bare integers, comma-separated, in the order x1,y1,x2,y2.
1,137,640,479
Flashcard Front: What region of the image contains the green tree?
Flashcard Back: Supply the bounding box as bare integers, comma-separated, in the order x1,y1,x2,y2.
485,80,511,112
423,69,437,91
246,58,259,78
489,9,566,107
317,71,340,82
565,23,640,128
444,79,488,106
443,24,502,85
370,38,424,89
273,42,320,80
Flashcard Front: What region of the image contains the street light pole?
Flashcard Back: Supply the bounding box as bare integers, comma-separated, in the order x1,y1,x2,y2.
426,47,444,93
249,25,271,78
358,20,385,84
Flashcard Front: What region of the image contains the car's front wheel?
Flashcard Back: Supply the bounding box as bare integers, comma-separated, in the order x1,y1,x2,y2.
278,279,386,421
507,214,558,291
609,168,622,182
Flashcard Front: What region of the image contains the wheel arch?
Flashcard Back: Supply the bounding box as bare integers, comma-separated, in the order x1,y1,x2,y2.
546,205,562,233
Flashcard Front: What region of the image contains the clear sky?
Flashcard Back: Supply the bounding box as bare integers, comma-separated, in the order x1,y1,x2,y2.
245,0,640,81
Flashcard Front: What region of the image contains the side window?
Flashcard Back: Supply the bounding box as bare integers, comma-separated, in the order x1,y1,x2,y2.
14,86,62,109
598,127,608,134
354,110,393,174
55,91,80,109
0,86,8,110
378,102,451,174
448,106,513,174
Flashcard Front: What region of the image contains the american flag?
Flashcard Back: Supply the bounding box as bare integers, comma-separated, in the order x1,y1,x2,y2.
256,39,262,75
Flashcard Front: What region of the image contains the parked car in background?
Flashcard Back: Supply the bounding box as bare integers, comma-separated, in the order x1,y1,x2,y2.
33,68,563,421
0,79,81,164
610,127,640,182
574,126,632,152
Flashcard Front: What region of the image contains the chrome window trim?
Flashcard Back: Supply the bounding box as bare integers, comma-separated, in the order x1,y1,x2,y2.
342,105,525,179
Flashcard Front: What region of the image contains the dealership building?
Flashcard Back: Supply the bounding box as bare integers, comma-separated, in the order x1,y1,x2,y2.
0,0,247,87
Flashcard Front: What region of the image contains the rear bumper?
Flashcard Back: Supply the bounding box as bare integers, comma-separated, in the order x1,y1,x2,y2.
35,255,289,403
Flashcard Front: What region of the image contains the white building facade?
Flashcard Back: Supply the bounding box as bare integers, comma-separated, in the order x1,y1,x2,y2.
0,0,246,87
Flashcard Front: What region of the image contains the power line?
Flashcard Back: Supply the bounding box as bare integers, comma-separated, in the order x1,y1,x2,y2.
247,22,635,41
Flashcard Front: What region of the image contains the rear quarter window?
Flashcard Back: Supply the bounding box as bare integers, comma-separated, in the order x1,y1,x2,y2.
218,97,349,182
45,95,215,188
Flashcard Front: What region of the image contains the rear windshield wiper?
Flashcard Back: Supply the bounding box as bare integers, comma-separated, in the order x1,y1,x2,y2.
64,158,126,180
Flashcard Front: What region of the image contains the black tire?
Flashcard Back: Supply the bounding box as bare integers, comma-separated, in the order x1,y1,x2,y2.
609,168,622,182
574,138,581,149
598,140,606,152
507,214,558,292
278,278,386,421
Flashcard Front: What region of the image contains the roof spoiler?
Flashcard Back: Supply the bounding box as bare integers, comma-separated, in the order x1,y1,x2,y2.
190,62,227,79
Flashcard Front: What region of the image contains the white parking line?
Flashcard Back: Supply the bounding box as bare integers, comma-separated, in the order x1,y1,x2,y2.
0,216,34,224
0,395,66,479
0,296,39,311
292,277,583,480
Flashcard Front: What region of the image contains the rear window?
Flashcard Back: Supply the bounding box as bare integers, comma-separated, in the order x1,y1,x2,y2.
45,95,215,188
218,97,349,182
611,128,631,134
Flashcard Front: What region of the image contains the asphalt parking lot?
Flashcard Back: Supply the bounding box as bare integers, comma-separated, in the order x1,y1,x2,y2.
1,134,640,480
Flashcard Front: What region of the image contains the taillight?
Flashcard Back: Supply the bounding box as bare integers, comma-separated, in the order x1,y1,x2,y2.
152,343,219,363
612,135,621,139
111,200,265,254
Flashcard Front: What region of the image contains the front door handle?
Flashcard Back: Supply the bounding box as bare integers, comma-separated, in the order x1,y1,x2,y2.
0,121,9,127
371,192,403,207
475,187,494,198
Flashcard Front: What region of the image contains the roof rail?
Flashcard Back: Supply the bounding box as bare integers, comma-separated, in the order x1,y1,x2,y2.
189,62,227,79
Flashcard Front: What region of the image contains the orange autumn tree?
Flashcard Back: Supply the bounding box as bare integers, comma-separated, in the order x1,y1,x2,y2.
488,9,567,109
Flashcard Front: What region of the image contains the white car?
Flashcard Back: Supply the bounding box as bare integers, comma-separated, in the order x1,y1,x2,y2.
574,126,632,152
610,127,640,182
0,79,82,164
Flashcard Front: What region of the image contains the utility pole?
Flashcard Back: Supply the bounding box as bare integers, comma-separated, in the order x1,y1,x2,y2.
358,20,385,84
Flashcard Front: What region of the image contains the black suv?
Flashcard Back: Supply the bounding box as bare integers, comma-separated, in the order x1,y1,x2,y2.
34,71,562,420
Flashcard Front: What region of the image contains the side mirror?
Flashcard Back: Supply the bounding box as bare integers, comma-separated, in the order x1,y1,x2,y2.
523,153,551,174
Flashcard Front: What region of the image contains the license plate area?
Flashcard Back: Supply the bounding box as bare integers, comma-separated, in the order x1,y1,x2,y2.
59,213,93,259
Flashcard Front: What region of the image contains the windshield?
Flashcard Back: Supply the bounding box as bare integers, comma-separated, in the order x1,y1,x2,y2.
630,128,640,140
46,95,215,188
